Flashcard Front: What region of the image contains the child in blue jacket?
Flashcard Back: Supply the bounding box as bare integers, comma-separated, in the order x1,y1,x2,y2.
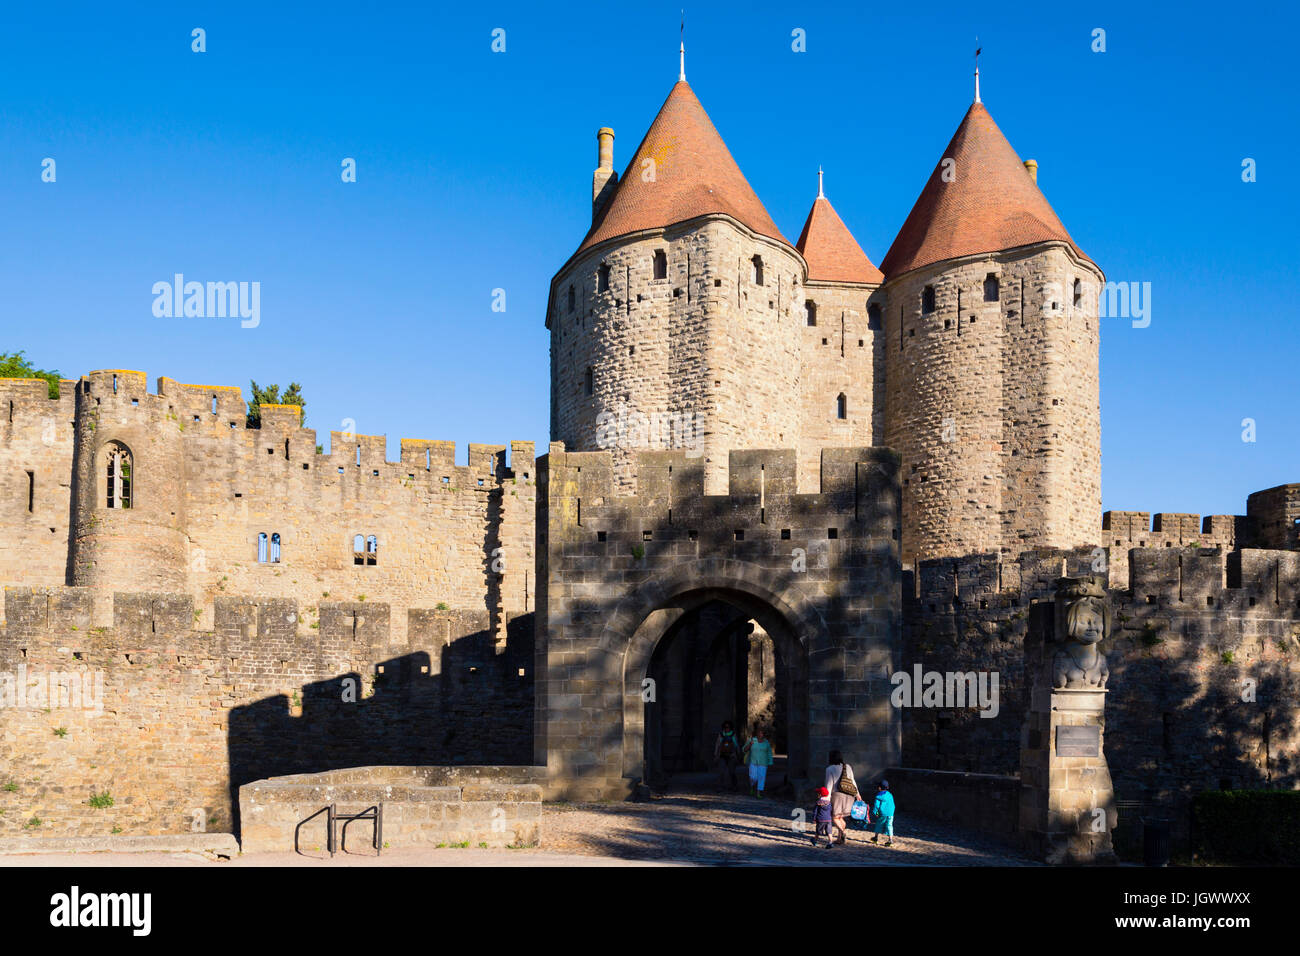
870,780,896,847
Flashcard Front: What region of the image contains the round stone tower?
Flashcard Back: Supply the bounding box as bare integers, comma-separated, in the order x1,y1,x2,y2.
71,369,190,591
548,78,807,494
880,95,1103,565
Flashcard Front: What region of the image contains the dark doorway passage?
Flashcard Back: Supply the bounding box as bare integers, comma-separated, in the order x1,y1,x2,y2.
642,594,805,796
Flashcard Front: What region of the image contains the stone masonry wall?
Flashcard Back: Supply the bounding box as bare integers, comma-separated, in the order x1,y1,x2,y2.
0,378,78,590
535,443,902,801
899,545,1300,842
239,765,544,853
884,243,1103,564
0,586,533,839
550,218,808,496
797,281,885,490
0,370,537,646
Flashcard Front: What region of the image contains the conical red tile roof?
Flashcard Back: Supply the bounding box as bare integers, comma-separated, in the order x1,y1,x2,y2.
796,195,883,284
880,101,1090,279
575,81,790,255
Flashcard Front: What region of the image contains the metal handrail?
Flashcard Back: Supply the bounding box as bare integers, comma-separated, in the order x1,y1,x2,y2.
294,803,335,856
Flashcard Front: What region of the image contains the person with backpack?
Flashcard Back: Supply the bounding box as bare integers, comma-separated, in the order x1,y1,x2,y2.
713,721,742,791
870,779,896,847
742,726,773,797
823,749,859,846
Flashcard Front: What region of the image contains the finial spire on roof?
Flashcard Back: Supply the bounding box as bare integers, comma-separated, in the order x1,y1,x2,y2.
817,166,824,199
679,11,686,81
974,41,982,103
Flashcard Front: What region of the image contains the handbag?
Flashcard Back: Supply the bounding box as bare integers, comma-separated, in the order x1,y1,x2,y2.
836,763,858,797
850,799,869,821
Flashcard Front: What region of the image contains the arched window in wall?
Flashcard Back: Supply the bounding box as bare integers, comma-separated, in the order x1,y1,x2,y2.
103,441,133,509
366,535,378,566
1073,278,1082,307
867,304,882,330
921,285,936,314
269,533,281,564
984,274,1000,302
353,533,365,566
258,532,268,563
805,300,817,326
652,250,667,280
836,393,847,420
751,255,764,286
597,263,610,292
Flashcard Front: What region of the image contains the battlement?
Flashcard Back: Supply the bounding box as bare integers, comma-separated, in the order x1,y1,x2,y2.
0,585,527,658
911,545,1300,614
543,442,898,509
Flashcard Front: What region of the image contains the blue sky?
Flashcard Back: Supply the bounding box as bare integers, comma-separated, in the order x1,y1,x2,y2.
2,1,1295,517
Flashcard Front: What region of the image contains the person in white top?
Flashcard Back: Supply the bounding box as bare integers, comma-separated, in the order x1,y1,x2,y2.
823,749,858,847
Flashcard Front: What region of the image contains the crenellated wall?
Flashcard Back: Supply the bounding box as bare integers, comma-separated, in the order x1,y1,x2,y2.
0,371,537,644
0,585,534,838
900,544,1300,841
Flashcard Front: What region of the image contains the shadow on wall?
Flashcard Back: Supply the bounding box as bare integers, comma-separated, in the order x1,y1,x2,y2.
226,613,535,837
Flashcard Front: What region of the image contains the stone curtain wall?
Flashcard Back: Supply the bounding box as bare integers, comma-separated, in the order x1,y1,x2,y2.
0,378,78,590
883,243,1103,564
0,586,533,838
535,443,902,801
0,371,537,644
239,766,544,852
899,545,1300,841
549,219,808,496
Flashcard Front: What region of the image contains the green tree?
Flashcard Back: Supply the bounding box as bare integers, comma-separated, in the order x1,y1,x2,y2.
0,351,62,398
246,380,306,427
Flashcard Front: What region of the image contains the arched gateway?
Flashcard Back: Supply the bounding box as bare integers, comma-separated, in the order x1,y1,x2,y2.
534,444,903,801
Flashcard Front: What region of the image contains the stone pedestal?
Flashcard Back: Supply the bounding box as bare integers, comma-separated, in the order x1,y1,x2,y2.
1018,576,1117,864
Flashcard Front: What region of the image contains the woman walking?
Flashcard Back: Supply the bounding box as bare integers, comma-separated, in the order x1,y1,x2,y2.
822,749,859,847
742,727,773,797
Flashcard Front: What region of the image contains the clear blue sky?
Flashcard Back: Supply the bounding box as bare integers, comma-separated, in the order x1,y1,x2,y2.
2,1,1295,517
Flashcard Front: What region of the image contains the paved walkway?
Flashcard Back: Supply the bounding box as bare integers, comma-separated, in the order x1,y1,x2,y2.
0,790,1033,867
540,790,1034,866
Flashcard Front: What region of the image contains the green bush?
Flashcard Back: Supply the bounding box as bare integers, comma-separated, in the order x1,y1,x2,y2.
1192,790,1300,864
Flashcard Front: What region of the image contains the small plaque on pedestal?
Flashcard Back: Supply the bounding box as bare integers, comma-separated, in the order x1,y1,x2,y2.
1056,725,1100,757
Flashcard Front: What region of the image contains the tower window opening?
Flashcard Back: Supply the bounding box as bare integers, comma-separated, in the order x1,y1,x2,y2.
1073,278,1082,307
652,250,667,280
366,535,378,566
584,367,594,396
751,255,764,286
984,274,1000,302
597,263,610,292
258,532,268,563
26,471,34,512
269,532,282,564
921,285,936,314
867,304,882,330
805,300,817,326
104,441,133,509
836,393,847,420
211,396,217,414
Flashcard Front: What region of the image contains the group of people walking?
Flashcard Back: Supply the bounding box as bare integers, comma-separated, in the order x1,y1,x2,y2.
814,750,895,849
713,721,773,797
712,722,897,850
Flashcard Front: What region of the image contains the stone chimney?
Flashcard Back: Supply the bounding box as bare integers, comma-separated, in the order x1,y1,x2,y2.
1023,158,1038,183
592,127,617,221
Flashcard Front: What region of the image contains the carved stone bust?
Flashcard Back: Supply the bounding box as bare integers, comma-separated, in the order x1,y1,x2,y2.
1052,575,1111,689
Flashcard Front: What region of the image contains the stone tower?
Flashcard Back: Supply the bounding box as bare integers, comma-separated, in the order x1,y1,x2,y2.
70,370,191,592
879,92,1104,565
793,171,886,489
547,78,807,494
